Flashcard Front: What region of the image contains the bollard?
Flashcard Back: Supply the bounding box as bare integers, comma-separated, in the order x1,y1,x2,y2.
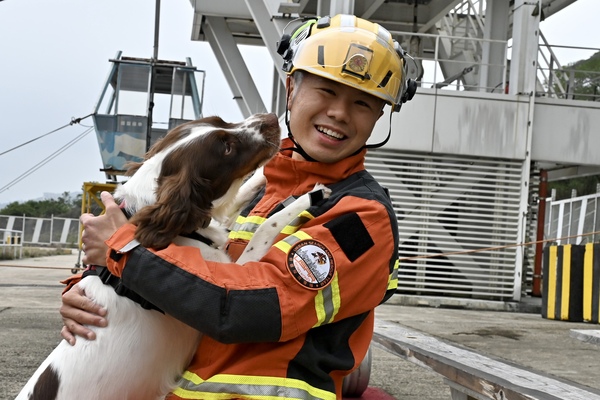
542,244,584,322
583,243,600,323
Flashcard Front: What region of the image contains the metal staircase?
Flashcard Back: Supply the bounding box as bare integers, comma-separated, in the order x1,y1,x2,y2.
433,0,485,90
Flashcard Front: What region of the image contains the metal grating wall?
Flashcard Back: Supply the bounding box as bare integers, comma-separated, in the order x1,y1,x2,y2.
366,149,524,300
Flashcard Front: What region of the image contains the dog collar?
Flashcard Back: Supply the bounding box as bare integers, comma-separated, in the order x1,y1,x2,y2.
180,231,218,249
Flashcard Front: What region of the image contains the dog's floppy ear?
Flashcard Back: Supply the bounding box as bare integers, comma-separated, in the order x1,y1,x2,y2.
130,162,214,250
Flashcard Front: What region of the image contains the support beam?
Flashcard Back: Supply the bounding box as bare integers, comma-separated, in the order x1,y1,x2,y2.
317,0,330,16
203,16,266,118
418,0,461,34
479,0,510,93
271,67,286,117
244,0,290,87
509,0,542,95
547,166,600,182
329,0,354,15
279,0,310,15
360,0,384,20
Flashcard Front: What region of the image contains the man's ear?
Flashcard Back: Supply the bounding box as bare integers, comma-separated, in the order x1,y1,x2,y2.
376,103,386,120
285,75,295,107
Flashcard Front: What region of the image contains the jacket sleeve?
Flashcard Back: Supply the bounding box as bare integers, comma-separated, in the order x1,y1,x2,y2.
104,196,397,344
60,273,83,294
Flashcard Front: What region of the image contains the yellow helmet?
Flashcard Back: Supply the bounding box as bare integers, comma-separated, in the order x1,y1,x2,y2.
278,14,415,112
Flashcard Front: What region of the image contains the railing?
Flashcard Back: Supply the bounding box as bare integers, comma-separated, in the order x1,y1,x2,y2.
0,215,80,247
1,228,23,259
390,30,509,93
544,190,600,245
537,32,600,101
441,0,485,56
389,12,599,100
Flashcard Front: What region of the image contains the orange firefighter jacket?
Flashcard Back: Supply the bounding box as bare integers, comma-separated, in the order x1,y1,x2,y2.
105,139,399,399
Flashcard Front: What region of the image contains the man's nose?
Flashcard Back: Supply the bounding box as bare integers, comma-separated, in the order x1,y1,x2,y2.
326,98,351,121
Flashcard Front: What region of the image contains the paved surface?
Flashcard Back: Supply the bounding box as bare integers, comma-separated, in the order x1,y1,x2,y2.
2,252,600,399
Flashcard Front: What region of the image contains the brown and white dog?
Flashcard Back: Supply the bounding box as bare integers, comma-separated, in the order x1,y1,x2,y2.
16,113,296,400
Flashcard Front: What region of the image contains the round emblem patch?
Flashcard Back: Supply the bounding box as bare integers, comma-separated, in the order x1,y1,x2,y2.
347,53,368,73
286,240,335,290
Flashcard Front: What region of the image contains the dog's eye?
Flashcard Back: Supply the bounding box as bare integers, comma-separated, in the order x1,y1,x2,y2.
224,142,233,155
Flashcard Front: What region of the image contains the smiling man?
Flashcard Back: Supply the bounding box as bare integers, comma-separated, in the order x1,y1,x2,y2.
63,14,415,400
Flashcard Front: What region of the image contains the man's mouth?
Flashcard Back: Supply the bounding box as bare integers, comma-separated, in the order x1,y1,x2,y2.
316,125,345,140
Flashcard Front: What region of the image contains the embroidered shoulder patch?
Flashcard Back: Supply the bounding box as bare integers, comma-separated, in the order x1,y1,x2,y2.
286,240,335,290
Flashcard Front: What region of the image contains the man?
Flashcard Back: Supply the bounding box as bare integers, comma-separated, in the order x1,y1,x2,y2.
62,14,415,399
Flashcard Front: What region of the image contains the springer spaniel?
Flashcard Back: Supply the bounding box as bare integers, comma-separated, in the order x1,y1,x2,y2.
16,113,330,400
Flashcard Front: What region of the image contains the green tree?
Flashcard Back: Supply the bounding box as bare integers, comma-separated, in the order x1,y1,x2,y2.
555,51,600,101
548,175,600,200
0,191,82,218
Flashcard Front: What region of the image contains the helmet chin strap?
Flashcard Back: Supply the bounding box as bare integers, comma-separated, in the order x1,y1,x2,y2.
281,107,318,162
364,111,393,149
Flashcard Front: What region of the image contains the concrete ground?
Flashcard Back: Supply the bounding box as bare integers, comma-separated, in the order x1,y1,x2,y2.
2,252,600,399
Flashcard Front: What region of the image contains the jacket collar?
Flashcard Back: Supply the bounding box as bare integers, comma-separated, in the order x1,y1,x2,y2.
264,138,366,196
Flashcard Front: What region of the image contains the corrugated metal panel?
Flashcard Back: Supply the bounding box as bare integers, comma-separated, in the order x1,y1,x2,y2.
366,149,523,300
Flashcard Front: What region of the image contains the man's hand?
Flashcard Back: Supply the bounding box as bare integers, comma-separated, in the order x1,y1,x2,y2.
80,191,128,266
60,284,108,345
61,191,127,345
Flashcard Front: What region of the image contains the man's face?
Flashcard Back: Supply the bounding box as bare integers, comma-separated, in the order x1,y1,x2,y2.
287,73,385,163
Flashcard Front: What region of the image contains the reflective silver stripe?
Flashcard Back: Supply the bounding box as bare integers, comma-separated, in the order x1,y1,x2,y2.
286,214,312,230
282,233,303,248
282,195,298,207
118,239,139,253
322,284,336,322
229,215,266,241
175,373,336,400
314,273,341,327
231,220,261,234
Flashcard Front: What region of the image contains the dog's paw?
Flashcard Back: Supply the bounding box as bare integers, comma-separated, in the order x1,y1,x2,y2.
309,183,332,205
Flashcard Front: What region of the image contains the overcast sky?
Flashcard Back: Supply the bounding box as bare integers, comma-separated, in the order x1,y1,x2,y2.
0,0,598,206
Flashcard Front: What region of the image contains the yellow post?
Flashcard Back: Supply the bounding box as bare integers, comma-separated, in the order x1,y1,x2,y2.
560,245,572,321
79,182,118,249
584,243,594,322
547,245,557,319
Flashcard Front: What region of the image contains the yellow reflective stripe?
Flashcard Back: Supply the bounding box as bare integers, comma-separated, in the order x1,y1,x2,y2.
388,259,399,291
181,370,202,384
230,210,315,241
274,231,312,254
229,215,267,240
313,272,340,327
229,230,253,241
174,371,336,400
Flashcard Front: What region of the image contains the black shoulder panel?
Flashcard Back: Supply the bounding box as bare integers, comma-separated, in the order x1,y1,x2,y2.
324,212,374,262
